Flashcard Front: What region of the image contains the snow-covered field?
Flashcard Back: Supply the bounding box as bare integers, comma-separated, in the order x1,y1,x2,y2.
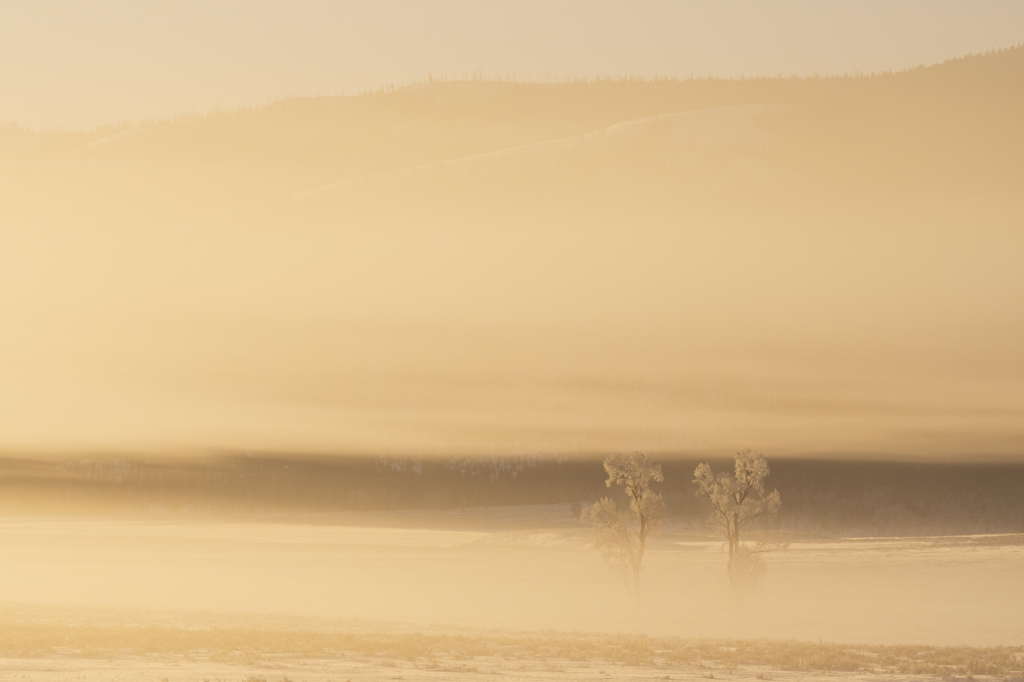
0,652,996,682
1,505,1022,680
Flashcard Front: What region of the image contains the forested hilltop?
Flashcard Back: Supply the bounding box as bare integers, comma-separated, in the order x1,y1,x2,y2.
3,44,1023,201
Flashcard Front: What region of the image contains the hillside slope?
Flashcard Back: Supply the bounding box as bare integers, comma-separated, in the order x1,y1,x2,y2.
0,48,1022,458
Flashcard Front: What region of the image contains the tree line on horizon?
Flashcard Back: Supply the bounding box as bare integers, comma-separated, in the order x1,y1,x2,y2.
0,454,1021,538
4,43,1021,200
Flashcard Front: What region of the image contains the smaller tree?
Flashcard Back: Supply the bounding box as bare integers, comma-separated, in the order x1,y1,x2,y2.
693,449,782,585
582,452,665,606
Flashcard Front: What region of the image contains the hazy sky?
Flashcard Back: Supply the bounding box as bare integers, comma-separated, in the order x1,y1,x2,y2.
2,0,1023,129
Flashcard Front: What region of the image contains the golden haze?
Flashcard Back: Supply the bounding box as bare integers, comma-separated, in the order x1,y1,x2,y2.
2,50,1023,459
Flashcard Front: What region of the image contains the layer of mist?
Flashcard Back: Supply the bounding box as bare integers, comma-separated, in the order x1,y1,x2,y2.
3,46,1024,669
2,48,1023,458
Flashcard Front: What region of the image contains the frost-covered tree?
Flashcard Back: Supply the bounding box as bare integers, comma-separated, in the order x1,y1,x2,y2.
693,449,782,585
582,452,665,606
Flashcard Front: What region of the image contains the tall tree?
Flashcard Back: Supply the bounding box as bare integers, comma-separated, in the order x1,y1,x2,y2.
693,449,782,585
582,452,665,606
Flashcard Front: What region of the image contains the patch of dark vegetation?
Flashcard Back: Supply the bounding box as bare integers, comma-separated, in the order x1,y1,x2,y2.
3,455,1024,537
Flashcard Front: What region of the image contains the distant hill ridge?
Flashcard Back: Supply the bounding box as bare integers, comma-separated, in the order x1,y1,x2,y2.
4,44,1022,198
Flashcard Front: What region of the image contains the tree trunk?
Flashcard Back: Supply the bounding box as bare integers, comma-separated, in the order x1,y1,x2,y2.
727,515,739,584
632,529,646,608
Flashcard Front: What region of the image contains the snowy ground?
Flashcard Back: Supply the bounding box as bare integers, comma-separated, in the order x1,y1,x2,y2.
1,505,1022,680
1,613,1021,682
0,654,988,682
